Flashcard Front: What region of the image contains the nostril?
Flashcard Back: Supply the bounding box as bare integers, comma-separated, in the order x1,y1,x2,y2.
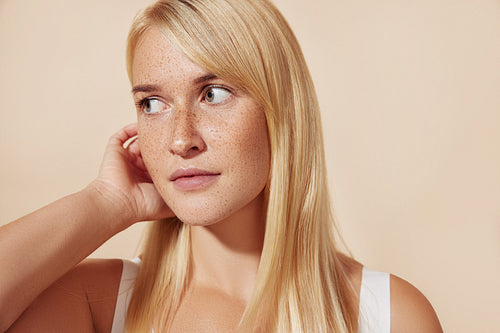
168,135,205,157
167,111,206,156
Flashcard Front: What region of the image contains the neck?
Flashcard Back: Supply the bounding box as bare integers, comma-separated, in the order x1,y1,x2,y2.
190,191,267,302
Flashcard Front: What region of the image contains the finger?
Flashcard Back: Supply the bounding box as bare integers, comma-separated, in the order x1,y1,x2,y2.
136,167,154,183
108,123,138,147
134,154,149,173
128,156,153,182
123,139,149,171
125,137,142,163
128,145,150,174
122,123,139,137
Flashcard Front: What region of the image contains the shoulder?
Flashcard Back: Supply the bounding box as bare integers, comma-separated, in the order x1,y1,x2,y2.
71,258,124,332
338,255,442,333
57,258,123,308
390,274,443,333
8,258,123,332
69,257,123,288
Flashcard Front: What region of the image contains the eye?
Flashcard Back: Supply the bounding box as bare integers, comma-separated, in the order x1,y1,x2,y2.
137,98,167,114
203,86,231,104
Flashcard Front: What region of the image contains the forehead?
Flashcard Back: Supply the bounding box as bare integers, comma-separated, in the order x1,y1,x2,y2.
131,27,207,86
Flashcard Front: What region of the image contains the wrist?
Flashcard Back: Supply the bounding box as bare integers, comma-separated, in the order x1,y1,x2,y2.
82,180,137,232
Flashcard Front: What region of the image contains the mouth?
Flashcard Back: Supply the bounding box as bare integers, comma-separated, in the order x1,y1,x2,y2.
169,168,221,191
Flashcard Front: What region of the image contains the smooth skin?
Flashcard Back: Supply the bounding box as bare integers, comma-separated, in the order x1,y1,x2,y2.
0,28,442,333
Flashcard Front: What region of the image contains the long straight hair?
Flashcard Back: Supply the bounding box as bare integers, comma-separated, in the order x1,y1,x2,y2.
125,0,358,331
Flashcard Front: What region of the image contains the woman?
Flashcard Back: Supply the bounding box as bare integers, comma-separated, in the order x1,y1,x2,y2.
1,0,442,332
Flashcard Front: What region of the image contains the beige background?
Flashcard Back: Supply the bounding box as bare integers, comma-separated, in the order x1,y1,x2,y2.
1,0,498,331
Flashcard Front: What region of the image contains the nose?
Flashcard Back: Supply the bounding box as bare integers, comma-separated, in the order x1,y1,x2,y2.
167,107,206,158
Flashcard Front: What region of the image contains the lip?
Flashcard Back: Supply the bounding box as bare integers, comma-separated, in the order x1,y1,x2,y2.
169,168,221,191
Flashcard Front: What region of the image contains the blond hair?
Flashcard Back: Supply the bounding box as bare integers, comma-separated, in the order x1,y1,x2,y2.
125,0,358,331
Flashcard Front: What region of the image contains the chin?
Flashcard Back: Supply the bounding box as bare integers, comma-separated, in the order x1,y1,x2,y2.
167,195,257,228
173,211,230,227
166,199,232,227
161,184,268,228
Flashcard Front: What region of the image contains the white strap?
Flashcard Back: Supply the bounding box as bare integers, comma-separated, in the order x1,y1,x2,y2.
111,262,389,332
358,267,391,333
111,258,141,333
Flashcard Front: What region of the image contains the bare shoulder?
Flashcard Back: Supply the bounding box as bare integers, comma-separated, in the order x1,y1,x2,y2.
8,258,123,333
390,274,443,333
337,254,443,333
69,258,124,332
71,257,123,288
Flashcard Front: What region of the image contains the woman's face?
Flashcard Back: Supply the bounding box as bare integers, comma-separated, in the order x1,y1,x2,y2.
131,28,270,226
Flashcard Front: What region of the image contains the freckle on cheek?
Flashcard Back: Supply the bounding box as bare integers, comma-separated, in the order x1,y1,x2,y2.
131,28,270,226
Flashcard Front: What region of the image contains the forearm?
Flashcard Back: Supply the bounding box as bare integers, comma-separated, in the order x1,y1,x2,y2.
0,186,129,331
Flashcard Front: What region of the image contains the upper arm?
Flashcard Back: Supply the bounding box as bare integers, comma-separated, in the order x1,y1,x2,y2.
7,258,122,333
390,274,443,333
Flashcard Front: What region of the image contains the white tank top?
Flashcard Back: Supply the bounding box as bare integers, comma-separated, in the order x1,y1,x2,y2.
111,259,390,333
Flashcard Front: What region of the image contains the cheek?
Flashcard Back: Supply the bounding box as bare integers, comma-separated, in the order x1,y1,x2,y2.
228,110,271,187
137,120,166,175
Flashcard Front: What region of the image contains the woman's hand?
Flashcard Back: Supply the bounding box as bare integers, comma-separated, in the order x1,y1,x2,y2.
88,123,174,228
0,124,174,330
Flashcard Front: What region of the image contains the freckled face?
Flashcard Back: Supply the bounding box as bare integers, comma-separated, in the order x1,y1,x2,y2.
131,28,270,226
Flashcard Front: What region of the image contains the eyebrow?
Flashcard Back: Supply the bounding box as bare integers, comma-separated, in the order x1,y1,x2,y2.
131,84,161,94
131,73,218,95
193,73,218,84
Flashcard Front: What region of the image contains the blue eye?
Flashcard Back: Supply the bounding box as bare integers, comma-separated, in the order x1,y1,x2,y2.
140,98,166,114
204,87,231,104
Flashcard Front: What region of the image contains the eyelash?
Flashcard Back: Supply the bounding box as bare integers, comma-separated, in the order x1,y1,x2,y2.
135,85,233,113
201,84,232,103
135,97,155,110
